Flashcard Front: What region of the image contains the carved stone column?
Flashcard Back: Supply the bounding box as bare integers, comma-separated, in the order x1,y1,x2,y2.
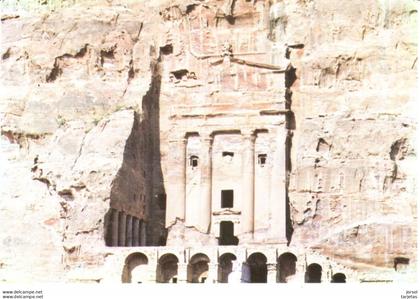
126,215,133,247
241,263,251,283
293,259,306,283
206,263,218,284
267,263,278,283
110,209,119,246
199,133,213,233
241,130,256,240
148,264,157,283
229,260,243,283
132,218,140,246
235,248,247,283
165,136,187,226
322,264,329,283
118,212,127,246
140,220,147,246
177,263,188,283
269,127,288,243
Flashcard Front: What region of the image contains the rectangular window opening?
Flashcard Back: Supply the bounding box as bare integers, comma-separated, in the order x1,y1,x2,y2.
258,154,267,166
222,151,234,157
221,190,234,208
189,155,199,167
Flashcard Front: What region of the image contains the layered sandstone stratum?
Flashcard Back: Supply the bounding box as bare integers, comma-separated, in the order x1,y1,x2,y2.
0,0,417,283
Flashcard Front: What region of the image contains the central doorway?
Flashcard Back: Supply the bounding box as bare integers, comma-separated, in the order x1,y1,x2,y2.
218,221,239,245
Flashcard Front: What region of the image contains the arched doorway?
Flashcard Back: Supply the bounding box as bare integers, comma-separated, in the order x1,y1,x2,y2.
157,253,179,283
394,257,410,272
218,253,237,283
246,252,267,283
188,253,210,283
122,252,148,283
305,263,322,283
331,273,346,283
277,252,297,283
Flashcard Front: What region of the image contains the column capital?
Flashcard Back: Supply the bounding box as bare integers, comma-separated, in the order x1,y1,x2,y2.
169,136,187,144
200,133,214,148
267,263,277,272
242,129,256,141
200,131,214,141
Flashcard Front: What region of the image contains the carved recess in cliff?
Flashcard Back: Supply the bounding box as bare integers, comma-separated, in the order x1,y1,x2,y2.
0,0,417,283
156,0,300,247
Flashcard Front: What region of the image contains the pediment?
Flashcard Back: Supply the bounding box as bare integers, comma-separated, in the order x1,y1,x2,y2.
213,209,241,216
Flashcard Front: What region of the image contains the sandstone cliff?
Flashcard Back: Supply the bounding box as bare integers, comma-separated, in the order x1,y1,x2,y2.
0,0,417,282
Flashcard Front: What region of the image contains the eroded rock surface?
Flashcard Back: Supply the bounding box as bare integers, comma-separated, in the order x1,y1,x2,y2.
0,0,417,283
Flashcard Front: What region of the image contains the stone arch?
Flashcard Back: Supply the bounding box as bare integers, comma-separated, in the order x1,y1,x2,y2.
188,253,210,283
218,253,237,283
394,257,410,272
157,253,179,283
331,273,346,283
305,263,322,283
277,252,297,283
246,252,267,283
122,252,148,283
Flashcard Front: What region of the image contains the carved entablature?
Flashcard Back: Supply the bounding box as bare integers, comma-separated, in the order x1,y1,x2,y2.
212,211,242,237
206,44,288,91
